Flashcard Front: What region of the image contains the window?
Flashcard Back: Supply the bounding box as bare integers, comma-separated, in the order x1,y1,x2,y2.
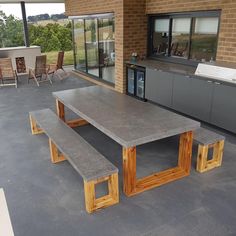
153,19,169,56
171,18,191,59
149,11,220,64
190,17,219,61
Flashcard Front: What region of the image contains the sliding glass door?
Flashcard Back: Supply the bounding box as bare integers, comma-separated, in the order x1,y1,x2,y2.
85,19,99,77
72,14,115,84
98,17,115,83
73,19,86,72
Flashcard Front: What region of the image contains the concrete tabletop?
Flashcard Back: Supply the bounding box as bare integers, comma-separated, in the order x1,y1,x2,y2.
53,86,200,147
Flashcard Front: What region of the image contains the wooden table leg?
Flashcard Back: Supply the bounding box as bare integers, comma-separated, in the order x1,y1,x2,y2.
122,131,193,197
178,131,193,175
55,99,89,127
123,147,137,196
56,99,65,121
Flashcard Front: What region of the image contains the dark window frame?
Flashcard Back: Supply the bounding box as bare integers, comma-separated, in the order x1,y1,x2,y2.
148,10,221,66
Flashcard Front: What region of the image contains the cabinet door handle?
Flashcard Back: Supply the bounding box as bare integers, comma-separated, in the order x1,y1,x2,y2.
207,80,213,83
215,82,221,85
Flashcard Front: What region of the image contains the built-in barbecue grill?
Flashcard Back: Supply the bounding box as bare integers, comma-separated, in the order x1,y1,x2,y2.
195,63,236,83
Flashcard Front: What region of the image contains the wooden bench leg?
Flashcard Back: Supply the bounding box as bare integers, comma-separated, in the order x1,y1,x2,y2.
123,131,193,197
196,140,224,173
49,138,66,163
84,173,119,213
29,115,43,135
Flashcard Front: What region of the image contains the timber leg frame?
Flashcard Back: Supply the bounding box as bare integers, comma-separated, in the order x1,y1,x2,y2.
47,138,119,213
196,140,224,173
123,131,193,197
48,139,66,163
84,173,119,213
56,99,89,128
29,115,43,135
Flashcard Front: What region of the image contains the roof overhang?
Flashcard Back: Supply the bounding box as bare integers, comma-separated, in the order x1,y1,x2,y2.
0,0,64,3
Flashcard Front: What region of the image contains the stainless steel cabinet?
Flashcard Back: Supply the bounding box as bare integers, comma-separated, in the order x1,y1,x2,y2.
172,75,192,115
211,83,236,133
145,68,173,107
145,66,236,133
172,75,214,122
189,78,214,122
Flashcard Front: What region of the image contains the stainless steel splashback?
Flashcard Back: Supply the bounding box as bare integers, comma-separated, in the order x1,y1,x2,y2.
195,63,236,83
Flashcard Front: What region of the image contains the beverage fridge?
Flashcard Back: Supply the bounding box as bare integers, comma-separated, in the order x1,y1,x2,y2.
126,64,146,101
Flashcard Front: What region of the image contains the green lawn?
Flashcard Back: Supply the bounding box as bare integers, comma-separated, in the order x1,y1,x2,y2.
43,50,74,66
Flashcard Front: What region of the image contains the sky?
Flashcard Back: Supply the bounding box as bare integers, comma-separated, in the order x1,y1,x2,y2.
0,3,65,19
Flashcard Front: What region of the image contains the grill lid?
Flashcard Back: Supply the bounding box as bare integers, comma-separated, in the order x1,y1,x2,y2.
195,63,236,83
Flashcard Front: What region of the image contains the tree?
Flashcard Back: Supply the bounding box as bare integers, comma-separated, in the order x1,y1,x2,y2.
0,11,7,47
0,11,24,47
0,10,72,53
29,23,72,52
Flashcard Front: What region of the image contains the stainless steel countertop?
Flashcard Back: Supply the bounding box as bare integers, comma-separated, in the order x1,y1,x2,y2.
126,59,196,76
126,59,236,87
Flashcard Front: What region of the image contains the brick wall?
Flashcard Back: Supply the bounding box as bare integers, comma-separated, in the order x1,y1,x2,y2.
65,0,124,92
65,0,236,93
65,0,147,93
146,0,236,63
122,0,147,92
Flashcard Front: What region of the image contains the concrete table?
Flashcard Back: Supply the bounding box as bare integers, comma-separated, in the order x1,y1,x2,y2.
53,86,200,196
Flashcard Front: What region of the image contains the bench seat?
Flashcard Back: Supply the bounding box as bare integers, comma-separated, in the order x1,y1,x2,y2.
194,127,225,173
29,108,119,213
194,127,225,146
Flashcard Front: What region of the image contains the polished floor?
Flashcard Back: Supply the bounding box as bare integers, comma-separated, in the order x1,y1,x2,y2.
0,73,236,236
87,66,115,84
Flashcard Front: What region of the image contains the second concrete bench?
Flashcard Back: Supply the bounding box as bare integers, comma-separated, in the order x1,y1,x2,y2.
194,127,225,173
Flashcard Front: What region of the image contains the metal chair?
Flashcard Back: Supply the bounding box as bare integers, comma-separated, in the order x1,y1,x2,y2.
28,55,52,86
0,58,18,88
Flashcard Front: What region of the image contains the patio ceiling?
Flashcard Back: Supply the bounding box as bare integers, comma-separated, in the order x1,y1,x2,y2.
0,0,64,3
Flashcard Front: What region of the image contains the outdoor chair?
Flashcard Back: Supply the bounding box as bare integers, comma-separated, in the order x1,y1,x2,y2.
48,51,68,80
28,55,52,86
0,58,18,88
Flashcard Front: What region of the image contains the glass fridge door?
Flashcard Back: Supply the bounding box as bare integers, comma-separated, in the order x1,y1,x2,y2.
127,68,135,95
136,70,145,99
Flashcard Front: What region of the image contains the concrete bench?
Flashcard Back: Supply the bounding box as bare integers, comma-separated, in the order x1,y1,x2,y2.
194,127,225,173
29,109,119,213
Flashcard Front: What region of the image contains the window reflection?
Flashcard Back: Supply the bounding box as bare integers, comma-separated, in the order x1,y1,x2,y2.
85,19,99,77
153,19,169,56
74,19,86,71
98,17,115,83
190,17,219,62
170,18,191,59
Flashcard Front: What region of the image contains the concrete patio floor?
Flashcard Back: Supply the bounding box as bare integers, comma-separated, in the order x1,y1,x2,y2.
0,72,236,236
